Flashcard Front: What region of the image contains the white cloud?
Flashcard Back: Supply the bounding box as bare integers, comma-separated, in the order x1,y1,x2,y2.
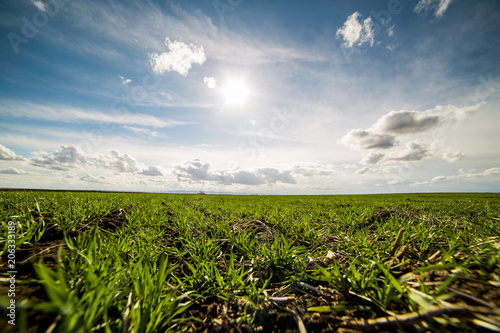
0,100,191,128
95,150,166,176
340,129,396,150
140,165,165,177
361,152,385,165
95,150,142,173
372,110,440,135
414,0,455,17
175,159,296,185
0,167,28,175
149,38,206,76
291,163,336,177
31,145,92,171
388,142,429,161
0,144,25,161
31,0,46,12
123,126,160,137
204,77,217,88
340,103,483,156
410,180,434,187
80,174,108,184
387,25,395,37
28,146,166,177
336,12,375,48
442,150,465,163
119,75,132,84
356,167,370,175
432,167,500,182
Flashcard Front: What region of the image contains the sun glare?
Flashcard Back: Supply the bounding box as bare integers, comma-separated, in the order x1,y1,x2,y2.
221,79,250,106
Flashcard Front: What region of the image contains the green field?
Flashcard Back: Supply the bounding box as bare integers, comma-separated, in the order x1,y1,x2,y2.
1,191,499,332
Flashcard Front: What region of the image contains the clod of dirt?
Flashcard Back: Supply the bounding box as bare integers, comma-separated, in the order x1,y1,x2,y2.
368,209,404,223
95,208,127,231
231,220,271,234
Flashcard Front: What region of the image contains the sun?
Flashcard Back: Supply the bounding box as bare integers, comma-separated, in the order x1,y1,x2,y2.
221,78,250,106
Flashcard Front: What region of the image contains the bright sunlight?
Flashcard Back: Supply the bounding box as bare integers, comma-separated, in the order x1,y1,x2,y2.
221,78,250,106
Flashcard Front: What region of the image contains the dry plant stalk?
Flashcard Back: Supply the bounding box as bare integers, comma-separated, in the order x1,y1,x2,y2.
390,228,406,256
340,305,500,331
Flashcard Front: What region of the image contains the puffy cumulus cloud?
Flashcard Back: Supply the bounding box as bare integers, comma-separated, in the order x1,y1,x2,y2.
340,129,396,150
0,144,25,161
340,103,483,158
258,168,296,184
372,110,440,135
95,150,142,173
389,142,429,162
204,77,217,88
414,0,455,17
139,165,166,177
175,159,212,181
149,38,206,76
94,150,166,176
361,152,385,165
432,167,500,182
31,145,91,171
336,12,375,48
0,167,28,175
442,150,465,163
175,159,296,186
25,145,167,177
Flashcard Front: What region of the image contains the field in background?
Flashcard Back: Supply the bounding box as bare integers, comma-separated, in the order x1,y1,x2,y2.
1,191,499,332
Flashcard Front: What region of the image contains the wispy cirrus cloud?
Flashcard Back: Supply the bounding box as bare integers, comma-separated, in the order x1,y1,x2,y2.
432,167,500,182
0,100,191,128
414,0,455,17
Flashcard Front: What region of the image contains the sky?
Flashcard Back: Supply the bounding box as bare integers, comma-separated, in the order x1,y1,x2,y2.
0,0,499,194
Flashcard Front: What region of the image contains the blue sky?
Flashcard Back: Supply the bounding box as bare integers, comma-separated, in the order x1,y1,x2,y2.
0,0,499,194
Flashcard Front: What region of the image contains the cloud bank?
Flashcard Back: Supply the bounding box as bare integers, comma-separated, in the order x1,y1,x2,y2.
175,159,296,186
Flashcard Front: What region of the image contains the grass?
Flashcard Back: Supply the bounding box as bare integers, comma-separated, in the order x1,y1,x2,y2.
0,191,499,332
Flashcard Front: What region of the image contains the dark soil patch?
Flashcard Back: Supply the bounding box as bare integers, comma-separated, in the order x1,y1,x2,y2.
94,208,128,232
0,235,66,332
0,207,130,332
367,209,407,223
230,220,274,238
